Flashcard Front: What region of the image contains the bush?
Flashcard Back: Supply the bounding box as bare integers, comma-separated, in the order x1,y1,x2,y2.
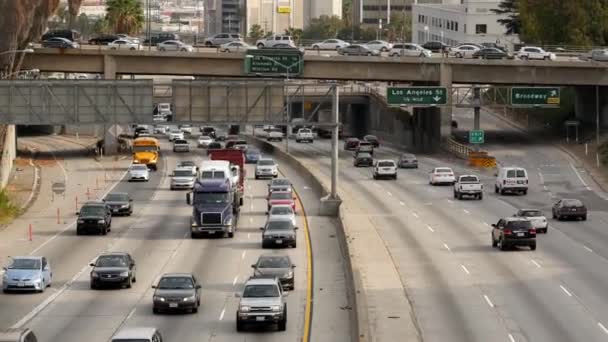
0,189,20,224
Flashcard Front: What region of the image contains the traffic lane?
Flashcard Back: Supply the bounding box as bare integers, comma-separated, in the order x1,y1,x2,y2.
25,143,201,341
290,140,608,342
122,164,308,342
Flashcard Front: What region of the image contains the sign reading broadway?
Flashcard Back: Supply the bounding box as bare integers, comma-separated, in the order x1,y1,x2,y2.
387,87,448,106
511,87,560,106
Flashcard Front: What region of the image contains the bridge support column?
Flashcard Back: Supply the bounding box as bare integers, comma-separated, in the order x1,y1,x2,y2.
104,55,117,80
440,62,453,141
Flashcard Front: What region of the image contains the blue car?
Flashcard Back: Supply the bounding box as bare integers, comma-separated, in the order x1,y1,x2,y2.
2,256,52,293
245,148,261,164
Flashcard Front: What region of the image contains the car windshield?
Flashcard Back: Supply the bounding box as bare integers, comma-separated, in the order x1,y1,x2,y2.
258,256,291,268
199,136,212,140
131,165,147,171
299,129,311,133
270,192,291,200
179,161,195,167
132,146,156,153
194,192,229,204
272,179,290,186
80,206,106,216
436,168,452,173
563,199,583,207
506,220,532,229
243,284,279,297
270,206,293,215
378,161,394,167
96,256,128,267
258,160,275,166
157,276,194,289
8,259,40,270
520,210,542,217
365,136,378,141
516,170,526,177
174,140,187,144
267,220,293,230
357,153,372,158
105,194,128,202
174,170,193,177
402,154,415,159
359,142,371,146
201,171,225,179
460,176,478,182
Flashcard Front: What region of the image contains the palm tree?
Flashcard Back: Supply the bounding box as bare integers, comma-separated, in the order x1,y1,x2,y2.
105,0,144,35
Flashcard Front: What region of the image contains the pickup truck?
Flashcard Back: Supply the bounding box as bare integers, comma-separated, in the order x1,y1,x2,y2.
453,175,483,200
295,128,314,143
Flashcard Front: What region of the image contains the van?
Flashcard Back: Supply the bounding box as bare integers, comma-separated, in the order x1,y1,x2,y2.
495,166,528,195
111,327,163,342
0,328,38,342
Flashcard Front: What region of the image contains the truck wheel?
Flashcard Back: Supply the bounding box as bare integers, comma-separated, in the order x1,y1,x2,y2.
236,317,245,331
494,185,499,193
478,193,483,200
278,306,287,331
453,191,458,199
240,198,244,206
530,243,537,251
191,232,198,239
228,231,234,238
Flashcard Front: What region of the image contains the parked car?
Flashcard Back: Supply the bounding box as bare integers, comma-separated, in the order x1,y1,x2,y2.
311,39,349,50
204,33,242,47
42,37,79,49
108,39,140,50
492,217,537,251
472,47,512,59
354,152,373,167
517,46,556,60
422,41,449,53
2,256,52,293
389,43,431,57
158,40,193,52
449,44,480,58
220,41,253,53
152,273,201,314
398,153,418,168
429,167,455,185
88,34,119,45
364,40,393,52
103,192,133,216
256,35,295,48
338,44,380,56
89,252,136,289
76,201,112,235
552,199,587,221
514,209,548,233
251,254,295,290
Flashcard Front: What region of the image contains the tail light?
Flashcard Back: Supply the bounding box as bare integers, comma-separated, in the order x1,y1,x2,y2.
503,229,512,235
503,180,507,185
529,228,536,235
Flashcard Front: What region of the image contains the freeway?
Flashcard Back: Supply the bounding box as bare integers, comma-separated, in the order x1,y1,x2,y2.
0,135,352,341
263,133,608,342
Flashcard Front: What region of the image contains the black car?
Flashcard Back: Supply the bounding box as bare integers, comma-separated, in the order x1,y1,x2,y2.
344,138,360,151
41,29,81,42
491,217,537,251
422,41,449,53
200,126,216,138
472,48,511,59
261,218,298,248
42,37,78,49
88,34,119,45
143,32,180,46
251,255,295,290
354,152,373,167
363,135,380,148
152,273,202,314
552,199,587,221
90,252,136,289
76,201,112,235
103,192,133,216
207,141,223,155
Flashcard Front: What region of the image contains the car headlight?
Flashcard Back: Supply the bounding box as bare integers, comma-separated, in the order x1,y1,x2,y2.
119,271,129,277
183,295,196,302
91,272,99,278
285,270,294,278
121,204,129,208
224,217,233,226
154,296,165,302
78,219,84,223
97,219,105,224
240,305,250,312
271,305,281,312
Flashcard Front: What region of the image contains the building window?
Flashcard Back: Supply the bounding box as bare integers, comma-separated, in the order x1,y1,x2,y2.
455,22,458,32
475,24,487,34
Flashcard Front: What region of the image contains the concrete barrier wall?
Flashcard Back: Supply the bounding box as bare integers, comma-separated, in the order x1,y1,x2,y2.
367,94,415,149
0,125,17,189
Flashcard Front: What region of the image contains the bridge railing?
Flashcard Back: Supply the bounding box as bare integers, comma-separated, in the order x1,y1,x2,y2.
442,137,472,159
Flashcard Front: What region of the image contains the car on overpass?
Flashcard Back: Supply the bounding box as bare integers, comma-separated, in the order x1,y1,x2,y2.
472,48,513,60
579,49,608,62
389,43,431,58
312,39,350,50
108,39,141,50
516,46,556,60
338,44,381,57
256,35,295,48
422,40,449,53
158,40,194,52
220,41,254,53
204,33,242,47
492,217,537,251
88,34,119,45
42,37,79,49
449,44,480,58
143,32,180,46
364,40,393,52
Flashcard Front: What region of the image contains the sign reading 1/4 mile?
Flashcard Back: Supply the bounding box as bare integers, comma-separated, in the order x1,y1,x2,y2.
511,87,560,106
387,87,448,106
469,130,484,144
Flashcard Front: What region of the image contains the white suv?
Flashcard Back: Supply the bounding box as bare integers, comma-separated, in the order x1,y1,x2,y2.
256,35,295,48
389,43,431,58
495,166,528,195
255,159,279,179
373,160,397,180
517,46,556,60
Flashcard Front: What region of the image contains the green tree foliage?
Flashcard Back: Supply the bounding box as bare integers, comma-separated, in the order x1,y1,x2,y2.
249,24,265,39
105,0,144,35
384,13,411,42
301,15,343,40
285,27,303,44
491,0,520,35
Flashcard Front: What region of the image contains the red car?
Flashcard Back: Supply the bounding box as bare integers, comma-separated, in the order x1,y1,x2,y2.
344,138,360,151
267,191,296,213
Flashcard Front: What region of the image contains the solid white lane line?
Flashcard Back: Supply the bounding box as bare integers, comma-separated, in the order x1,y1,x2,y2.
538,171,545,185
560,285,573,297
232,275,239,286
584,245,593,253
387,191,393,197
460,264,470,275
483,221,489,227
247,233,251,239
426,225,435,233
443,243,451,252
543,185,548,191
249,217,253,223
125,307,136,321
508,333,516,342
412,212,419,219
463,209,470,215
241,251,246,260
483,295,495,308
219,308,226,321
598,322,608,335
570,162,593,190
399,201,405,206
530,259,542,268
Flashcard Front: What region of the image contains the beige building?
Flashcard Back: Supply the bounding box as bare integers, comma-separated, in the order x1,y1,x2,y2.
247,0,304,34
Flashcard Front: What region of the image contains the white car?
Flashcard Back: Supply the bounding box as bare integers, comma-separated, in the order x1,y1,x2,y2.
152,114,166,122
129,164,150,182
267,129,284,142
312,39,349,50
168,130,184,141
514,209,548,233
108,39,140,50
429,167,455,185
255,159,279,179
373,160,398,180
295,128,314,143
364,40,393,52
449,44,480,58
173,139,190,152
153,125,168,134
256,35,295,48
517,46,556,60
197,135,214,148
220,41,254,53
179,124,193,135
389,43,431,57
170,166,196,190
268,204,297,227
117,34,140,44
158,40,193,52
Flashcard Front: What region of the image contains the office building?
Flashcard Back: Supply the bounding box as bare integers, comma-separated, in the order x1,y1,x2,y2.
246,0,304,34
205,0,246,35
303,0,342,27
353,0,421,27
412,0,520,47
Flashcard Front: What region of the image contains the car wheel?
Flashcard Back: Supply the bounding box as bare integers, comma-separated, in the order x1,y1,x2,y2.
159,47,165,51
126,277,132,288
500,188,505,195
132,274,136,283
292,241,297,248
499,238,508,251
76,228,82,236
344,52,349,56
205,42,212,47
522,190,527,195
453,191,458,199
192,306,198,313
367,52,372,56
521,55,528,60
455,52,462,58
530,243,537,251
130,47,135,50
494,185,499,194
257,43,264,48
543,56,549,60
101,226,107,235
38,280,45,293
491,234,497,247
313,46,319,50
478,193,483,200
262,241,268,249
236,317,245,331
582,215,587,221
90,282,97,290
228,231,234,238
557,215,562,221
419,53,425,57
153,307,160,314
111,47,117,50
278,306,287,331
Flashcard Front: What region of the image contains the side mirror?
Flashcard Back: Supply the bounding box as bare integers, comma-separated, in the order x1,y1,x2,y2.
151,285,157,289
234,293,241,298
251,264,256,268
259,227,265,230
129,199,133,202
2,267,6,271
102,199,106,202
195,285,202,289
291,265,296,268
75,212,80,216
130,263,135,267
491,224,497,228
494,172,498,177
89,263,95,267
186,193,191,205
294,227,299,230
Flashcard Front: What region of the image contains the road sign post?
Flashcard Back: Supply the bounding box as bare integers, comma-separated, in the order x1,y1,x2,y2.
469,130,484,144
511,87,560,106
386,87,448,106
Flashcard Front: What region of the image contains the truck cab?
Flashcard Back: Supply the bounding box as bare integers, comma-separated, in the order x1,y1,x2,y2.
187,178,237,238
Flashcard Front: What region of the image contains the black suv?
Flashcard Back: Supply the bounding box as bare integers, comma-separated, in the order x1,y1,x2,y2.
76,201,112,235
90,252,136,289
88,34,119,45
103,192,133,216
491,217,536,251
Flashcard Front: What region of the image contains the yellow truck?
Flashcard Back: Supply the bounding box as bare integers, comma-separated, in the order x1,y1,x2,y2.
132,137,160,170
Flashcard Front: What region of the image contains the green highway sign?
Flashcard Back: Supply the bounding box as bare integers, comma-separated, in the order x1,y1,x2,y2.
244,48,304,76
511,87,560,106
469,130,484,144
387,87,448,106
